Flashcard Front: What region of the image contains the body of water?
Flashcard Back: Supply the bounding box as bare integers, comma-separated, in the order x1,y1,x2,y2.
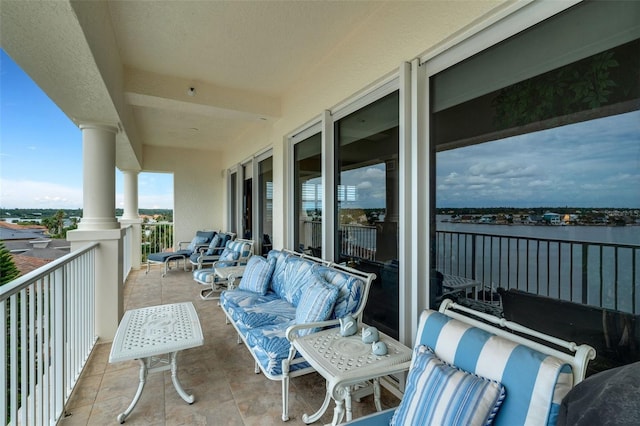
436,215,639,246
435,215,639,313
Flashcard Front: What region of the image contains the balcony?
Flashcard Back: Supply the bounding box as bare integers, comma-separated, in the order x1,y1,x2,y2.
2,258,398,425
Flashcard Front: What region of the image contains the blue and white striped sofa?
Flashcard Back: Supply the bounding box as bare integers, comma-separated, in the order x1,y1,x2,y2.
219,249,376,422
345,299,596,426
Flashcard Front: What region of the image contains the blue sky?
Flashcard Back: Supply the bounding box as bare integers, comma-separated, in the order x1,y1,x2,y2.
0,49,173,210
437,110,640,209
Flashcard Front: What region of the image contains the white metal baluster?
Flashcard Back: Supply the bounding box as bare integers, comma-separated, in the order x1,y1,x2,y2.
43,272,51,424
28,279,35,424
70,259,78,393
36,278,44,425
1,299,6,426
54,265,65,423
10,293,18,425
20,288,28,426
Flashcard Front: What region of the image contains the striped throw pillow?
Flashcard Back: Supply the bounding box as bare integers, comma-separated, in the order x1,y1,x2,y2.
295,272,339,336
238,256,275,295
390,345,506,426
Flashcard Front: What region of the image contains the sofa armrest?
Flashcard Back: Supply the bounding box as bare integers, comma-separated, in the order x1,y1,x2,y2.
285,319,340,342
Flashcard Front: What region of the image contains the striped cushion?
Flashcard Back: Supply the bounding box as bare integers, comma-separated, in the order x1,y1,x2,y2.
186,235,208,252
416,310,574,426
238,256,276,295
283,256,317,307
193,268,220,284
268,250,290,298
227,240,252,263
295,272,339,336
391,345,505,426
217,248,240,267
204,234,222,255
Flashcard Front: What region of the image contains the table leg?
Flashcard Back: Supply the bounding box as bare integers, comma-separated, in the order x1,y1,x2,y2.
117,358,148,424
302,387,333,424
330,399,345,426
345,386,353,422
373,378,382,412
170,351,194,404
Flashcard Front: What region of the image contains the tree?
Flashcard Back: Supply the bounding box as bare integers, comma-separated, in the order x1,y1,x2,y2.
0,241,20,286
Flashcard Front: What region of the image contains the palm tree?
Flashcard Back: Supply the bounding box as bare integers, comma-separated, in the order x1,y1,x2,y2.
0,241,20,285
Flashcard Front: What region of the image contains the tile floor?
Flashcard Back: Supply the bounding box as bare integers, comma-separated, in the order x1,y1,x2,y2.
59,266,401,425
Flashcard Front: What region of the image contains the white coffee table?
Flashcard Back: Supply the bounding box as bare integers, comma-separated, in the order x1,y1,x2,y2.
109,302,203,423
290,327,412,425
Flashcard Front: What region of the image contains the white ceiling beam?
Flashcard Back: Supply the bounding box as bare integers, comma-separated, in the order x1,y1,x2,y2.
124,68,282,121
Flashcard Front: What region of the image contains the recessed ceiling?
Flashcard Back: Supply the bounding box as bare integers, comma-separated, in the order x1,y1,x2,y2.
106,1,383,151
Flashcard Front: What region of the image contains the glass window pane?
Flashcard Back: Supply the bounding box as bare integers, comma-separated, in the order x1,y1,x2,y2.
258,156,273,255
229,172,237,233
335,91,400,339
431,2,639,374
294,133,322,256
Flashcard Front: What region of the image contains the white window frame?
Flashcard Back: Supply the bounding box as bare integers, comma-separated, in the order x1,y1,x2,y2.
415,1,580,345
286,119,323,252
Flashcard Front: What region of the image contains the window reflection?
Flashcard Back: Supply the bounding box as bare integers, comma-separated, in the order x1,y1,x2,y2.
335,91,400,339
294,133,322,256
258,156,273,255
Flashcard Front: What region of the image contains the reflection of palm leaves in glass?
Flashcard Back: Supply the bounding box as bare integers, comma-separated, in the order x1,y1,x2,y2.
493,50,619,129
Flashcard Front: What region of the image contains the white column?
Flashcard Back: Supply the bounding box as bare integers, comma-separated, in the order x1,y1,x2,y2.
68,122,123,340
119,170,143,270
78,123,119,230
121,170,140,220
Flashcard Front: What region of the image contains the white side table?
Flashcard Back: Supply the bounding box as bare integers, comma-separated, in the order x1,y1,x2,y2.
200,264,246,300
109,302,204,423
289,327,412,425
214,265,246,290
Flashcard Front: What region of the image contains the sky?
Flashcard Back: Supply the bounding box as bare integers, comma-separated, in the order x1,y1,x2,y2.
336,108,640,210
0,49,173,210
436,110,640,209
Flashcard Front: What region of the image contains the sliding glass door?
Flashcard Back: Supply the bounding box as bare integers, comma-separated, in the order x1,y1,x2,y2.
334,91,400,338
293,132,322,256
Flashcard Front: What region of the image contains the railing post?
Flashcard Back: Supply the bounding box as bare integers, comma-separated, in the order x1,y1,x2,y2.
471,234,477,281
581,243,589,305
54,266,65,421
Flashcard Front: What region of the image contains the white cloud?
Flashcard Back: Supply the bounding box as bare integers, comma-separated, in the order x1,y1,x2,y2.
0,178,82,208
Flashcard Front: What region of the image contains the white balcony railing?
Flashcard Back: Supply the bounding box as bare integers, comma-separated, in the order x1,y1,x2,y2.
142,222,174,262
122,224,133,282
1,243,98,425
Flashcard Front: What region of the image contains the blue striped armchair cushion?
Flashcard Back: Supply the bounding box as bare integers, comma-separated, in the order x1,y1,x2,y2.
416,310,574,426
193,268,219,284
217,248,240,267
238,255,276,295
390,345,505,426
227,240,252,259
204,234,222,255
186,235,209,252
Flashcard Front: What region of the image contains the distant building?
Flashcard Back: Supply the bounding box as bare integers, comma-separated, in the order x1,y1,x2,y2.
543,212,562,225
0,221,70,276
